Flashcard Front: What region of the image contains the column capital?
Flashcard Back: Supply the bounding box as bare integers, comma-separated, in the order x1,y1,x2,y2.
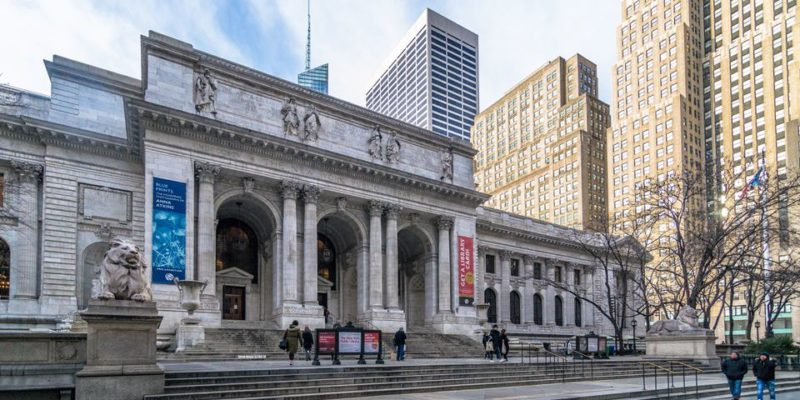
194,161,220,184
477,246,490,256
499,250,512,261
280,180,302,199
302,184,321,204
434,216,454,231
367,200,385,217
384,203,402,219
11,160,43,182
522,255,536,265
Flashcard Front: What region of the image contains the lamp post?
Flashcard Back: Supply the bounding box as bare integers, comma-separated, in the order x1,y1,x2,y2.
755,320,761,342
631,319,638,354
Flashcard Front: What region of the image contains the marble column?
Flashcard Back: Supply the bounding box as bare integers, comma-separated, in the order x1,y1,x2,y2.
424,253,437,323
564,264,575,327
476,246,488,305
544,259,555,325
302,185,320,306
384,203,401,310
194,161,219,300
11,161,42,299
280,180,301,304
499,250,511,324
435,216,453,313
523,255,535,324
367,201,384,310
584,266,595,327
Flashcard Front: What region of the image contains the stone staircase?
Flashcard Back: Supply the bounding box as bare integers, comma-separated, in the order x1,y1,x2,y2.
160,328,482,361
144,359,717,400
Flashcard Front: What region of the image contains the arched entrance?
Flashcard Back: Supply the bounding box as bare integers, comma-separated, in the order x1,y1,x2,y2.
215,194,277,321
485,288,497,324
398,226,434,330
317,211,365,326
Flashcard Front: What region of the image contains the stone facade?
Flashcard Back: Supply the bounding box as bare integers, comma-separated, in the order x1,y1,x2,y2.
0,32,638,342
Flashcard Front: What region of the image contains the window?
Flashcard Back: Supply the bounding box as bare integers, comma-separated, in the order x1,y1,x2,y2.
510,291,521,324
485,288,497,323
533,262,542,279
0,238,8,299
533,293,543,325
510,259,520,277
0,173,4,207
574,269,581,286
485,255,496,274
555,296,564,326
555,267,562,283
575,299,582,327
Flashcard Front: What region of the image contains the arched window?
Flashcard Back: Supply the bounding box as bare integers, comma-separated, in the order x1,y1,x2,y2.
533,293,543,325
555,295,563,326
215,218,259,283
575,298,582,327
0,238,8,299
485,288,497,323
510,291,521,324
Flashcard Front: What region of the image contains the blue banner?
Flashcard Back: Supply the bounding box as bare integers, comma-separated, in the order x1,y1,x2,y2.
151,177,186,284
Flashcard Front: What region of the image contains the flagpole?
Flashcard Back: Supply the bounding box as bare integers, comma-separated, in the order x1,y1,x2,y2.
760,150,772,337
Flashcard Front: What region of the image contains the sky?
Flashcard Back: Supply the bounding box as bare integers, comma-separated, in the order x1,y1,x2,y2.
0,0,620,109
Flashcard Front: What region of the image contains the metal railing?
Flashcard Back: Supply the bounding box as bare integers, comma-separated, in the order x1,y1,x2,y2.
669,360,702,398
720,353,800,370
641,361,675,398
517,344,588,382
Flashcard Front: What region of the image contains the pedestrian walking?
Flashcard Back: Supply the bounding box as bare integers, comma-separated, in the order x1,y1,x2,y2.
283,320,302,366
721,351,748,400
500,329,510,362
490,325,502,361
482,332,492,360
753,352,778,400
302,326,314,361
393,327,407,361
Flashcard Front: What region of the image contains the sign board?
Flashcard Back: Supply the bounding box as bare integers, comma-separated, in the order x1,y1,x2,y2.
587,337,599,352
151,177,186,284
363,330,381,354
457,235,475,306
338,331,362,354
317,330,336,354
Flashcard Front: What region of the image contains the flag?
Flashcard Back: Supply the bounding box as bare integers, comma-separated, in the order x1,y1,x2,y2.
741,166,764,197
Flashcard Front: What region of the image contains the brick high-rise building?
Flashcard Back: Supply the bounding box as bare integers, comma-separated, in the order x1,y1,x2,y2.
472,55,609,231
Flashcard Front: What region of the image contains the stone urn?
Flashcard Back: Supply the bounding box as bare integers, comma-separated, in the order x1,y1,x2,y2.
173,278,208,323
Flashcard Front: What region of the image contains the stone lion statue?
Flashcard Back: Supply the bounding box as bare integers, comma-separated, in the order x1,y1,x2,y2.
97,238,152,302
647,305,703,336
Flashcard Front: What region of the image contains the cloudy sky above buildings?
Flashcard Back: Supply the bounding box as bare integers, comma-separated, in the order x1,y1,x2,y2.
1,0,619,109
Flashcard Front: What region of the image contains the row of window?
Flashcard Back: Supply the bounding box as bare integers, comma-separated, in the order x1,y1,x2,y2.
485,288,582,327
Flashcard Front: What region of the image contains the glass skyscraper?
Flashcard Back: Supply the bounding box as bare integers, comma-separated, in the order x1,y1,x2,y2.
366,9,478,141
298,63,329,94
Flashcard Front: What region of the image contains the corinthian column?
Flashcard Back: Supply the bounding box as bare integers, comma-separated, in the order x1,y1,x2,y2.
302,185,320,306
280,180,301,304
523,255,535,324
194,161,219,300
499,250,512,324
435,216,453,313
384,203,402,310
367,201,384,309
12,161,42,299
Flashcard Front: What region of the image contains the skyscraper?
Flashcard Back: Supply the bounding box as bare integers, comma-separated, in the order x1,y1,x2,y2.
367,8,478,140
297,0,329,94
472,55,609,231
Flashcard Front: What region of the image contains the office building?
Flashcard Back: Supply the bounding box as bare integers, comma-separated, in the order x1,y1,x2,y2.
298,63,329,94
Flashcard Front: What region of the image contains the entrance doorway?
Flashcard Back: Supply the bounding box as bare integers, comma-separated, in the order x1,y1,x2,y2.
223,286,246,320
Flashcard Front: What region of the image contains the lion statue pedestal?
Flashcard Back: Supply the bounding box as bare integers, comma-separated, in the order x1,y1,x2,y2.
644,306,719,367
75,238,164,400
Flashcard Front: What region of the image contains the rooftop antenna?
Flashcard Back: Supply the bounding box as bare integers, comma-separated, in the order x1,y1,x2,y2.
305,0,311,71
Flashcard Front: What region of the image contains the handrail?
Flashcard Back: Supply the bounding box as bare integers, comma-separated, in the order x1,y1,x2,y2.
572,350,592,359
670,360,703,372
540,348,569,362
641,361,674,374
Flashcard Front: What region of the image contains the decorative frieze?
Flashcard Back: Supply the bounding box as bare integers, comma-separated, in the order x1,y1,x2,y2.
368,125,384,160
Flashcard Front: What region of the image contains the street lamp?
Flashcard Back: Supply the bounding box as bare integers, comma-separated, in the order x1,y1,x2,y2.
631,319,638,354
755,320,761,342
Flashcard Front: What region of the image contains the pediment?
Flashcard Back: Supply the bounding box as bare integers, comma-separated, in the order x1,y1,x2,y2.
318,276,334,288
216,267,254,281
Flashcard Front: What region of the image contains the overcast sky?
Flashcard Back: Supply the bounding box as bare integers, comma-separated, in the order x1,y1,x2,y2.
0,0,619,109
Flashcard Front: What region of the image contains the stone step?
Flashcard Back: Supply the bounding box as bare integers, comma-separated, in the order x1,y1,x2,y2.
626,377,800,400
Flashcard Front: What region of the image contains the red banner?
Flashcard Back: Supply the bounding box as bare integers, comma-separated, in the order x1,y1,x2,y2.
318,331,336,354
458,236,475,306
363,331,381,354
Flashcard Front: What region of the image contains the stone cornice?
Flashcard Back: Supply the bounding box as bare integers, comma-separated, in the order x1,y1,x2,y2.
0,114,139,161
476,219,584,250
140,32,477,158
128,99,489,208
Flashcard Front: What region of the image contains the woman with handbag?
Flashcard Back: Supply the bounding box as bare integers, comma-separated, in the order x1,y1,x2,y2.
282,320,302,365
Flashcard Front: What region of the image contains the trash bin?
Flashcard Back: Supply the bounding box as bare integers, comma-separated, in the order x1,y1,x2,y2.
608,345,616,356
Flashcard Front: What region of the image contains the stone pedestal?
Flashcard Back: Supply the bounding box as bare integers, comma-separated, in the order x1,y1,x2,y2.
645,331,719,367
75,300,164,400
274,303,325,329
359,308,406,332
175,318,204,352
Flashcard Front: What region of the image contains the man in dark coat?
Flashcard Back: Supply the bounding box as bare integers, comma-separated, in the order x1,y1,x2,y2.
753,352,778,400
393,327,407,361
490,325,502,361
721,351,748,399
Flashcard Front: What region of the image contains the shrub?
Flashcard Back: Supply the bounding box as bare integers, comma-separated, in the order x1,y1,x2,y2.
744,335,800,355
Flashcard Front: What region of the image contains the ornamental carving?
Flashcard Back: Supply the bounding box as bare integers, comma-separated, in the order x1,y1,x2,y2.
95,223,114,241
280,97,301,136
336,197,348,212
368,125,383,160
385,131,401,164
242,177,255,194
302,105,321,142
367,200,385,217
11,160,43,182
302,184,320,204
194,68,218,116
498,250,512,261
440,148,454,181
435,216,454,231
384,203,402,219
279,180,302,200
194,161,220,184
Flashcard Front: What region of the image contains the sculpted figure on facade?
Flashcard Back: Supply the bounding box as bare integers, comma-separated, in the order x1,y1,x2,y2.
368,125,383,160
194,68,218,116
280,97,301,136
385,131,401,164
302,104,321,142
440,148,454,181
97,237,152,302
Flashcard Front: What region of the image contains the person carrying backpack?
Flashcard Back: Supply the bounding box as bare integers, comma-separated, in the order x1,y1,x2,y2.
283,320,302,366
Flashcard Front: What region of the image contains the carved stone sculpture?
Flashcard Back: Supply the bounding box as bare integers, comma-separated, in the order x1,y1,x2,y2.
281,97,300,136
647,305,704,336
194,68,218,116
440,148,454,181
385,131,401,164
368,125,383,160
302,105,321,142
97,237,152,302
